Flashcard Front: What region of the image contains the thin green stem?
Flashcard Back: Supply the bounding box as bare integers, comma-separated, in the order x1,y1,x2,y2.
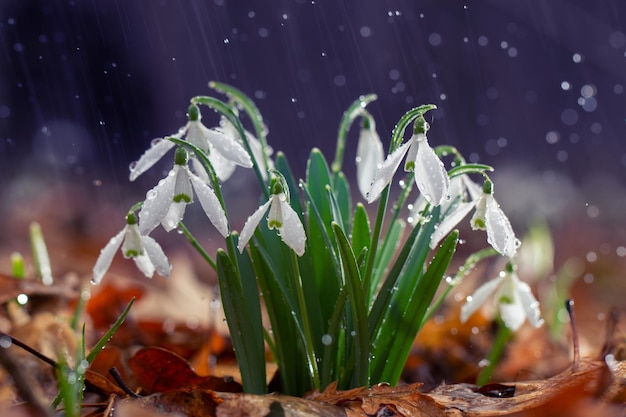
209,81,272,175
178,221,217,271
476,318,512,385
290,250,320,390
331,94,377,175
362,186,389,299
191,96,269,196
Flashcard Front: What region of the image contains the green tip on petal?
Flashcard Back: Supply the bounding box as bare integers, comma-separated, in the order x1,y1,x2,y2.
174,146,189,165
414,115,430,135
125,249,139,257
188,103,200,121
482,178,493,194
173,193,192,203
126,212,138,225
268,219,282,229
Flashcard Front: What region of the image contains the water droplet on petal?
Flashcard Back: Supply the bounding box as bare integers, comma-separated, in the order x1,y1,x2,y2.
151,138,163,147
146,190,158,200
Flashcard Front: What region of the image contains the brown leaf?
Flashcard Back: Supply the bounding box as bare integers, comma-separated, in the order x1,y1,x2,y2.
117,387,222,417
427,359,625,416
128,347,242,394
309,382,447,417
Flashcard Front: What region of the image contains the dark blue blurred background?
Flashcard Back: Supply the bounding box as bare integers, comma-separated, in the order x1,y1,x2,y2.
2,0,625,182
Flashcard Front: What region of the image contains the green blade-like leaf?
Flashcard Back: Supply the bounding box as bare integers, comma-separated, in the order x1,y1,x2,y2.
379,230,459,384
333,171,352,230
369,218,406,301
332,223,369,388
448,163,494,179
351,203,371,261
369,207,441,381
216,249,266,394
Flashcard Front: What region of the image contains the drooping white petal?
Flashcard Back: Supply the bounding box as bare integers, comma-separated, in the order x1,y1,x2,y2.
277,197,307,256
267,194,283,229
245,130,274,177
430,201,476,249
366,139,413,203
462,176,483,201
513,277,544,328
138,169,177,235
413,136,450,206
185,121,211,152
356,127,384,199
408,195,428,226
237,200,272,252
132,254,156,278
162,201,187,232
470,194,488,230
121,224,145,258
485,195,519,257
224,119,274,177
205,127,253,168
141,235,171,278
130,139,176,181
92,228,125,284
404,136,420,172
209,149,237,181
460,275,503,323
499,298,526,331
189,171,229,237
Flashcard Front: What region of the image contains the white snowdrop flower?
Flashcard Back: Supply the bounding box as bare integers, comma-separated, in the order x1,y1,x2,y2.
237,172,306,256
470,179,519,258
92,213,171,284
129,104,253,182
428,176,518,257
221,117,274,179
138,147,229,237
356,116,384,199
185,104,252,181
367,116,449,206
461,263,543,331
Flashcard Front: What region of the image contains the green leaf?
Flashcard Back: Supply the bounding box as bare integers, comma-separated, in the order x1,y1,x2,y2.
448,163,494,178
369,218,406,302
333,171,352,230
390,104,437,151
216,248,266,394
368,207,441,382
379,230,459,384
332,94,378,174
332,223,369,388
351,203,371,261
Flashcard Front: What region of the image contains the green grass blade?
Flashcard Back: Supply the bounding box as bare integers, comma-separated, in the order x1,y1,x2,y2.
332,223,369,388
379,230,459,384
216,249,266,394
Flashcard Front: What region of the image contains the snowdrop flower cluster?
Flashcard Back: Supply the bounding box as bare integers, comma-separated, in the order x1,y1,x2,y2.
461,262,543,331
93,103,262,283
237,170,306,256
366,115,449,206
